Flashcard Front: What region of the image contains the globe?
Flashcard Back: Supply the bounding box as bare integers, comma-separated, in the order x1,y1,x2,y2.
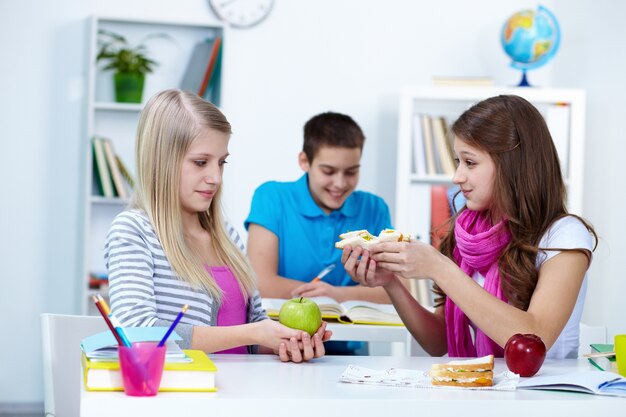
500,5,560,86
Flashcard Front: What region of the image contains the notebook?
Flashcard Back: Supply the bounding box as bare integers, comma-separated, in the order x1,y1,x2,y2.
517,370,626,397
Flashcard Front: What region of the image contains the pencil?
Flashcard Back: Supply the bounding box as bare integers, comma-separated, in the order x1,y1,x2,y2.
97,295,132,347
310,264,335,283
158,304,189,347
92,295,123,346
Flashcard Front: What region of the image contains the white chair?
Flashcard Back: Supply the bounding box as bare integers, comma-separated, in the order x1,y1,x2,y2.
41,313,108,417
578,322,607,358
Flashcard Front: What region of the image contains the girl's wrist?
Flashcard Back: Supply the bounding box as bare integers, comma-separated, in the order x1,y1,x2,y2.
383,274,402,293
430,252,455,286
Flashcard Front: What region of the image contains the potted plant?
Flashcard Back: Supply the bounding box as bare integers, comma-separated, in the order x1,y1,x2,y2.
96,30,165,103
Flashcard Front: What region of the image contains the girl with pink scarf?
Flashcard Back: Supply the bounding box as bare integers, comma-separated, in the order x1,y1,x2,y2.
342,95,597,359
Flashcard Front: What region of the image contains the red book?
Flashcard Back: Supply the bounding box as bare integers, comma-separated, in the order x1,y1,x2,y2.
198,37,222,97
430,185,451,250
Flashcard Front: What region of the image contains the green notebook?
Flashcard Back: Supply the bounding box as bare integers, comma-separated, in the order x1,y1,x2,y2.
588,343,617,372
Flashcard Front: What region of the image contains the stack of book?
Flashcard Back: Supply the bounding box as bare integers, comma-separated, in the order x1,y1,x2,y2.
81,327,217,392
587,343,618,372
92,137,134,199
180,36,223,105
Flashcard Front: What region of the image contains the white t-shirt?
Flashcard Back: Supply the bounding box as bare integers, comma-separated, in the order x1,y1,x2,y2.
472,216,593,359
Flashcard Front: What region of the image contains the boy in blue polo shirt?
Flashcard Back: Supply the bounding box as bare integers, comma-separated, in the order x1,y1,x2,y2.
244,112,392,354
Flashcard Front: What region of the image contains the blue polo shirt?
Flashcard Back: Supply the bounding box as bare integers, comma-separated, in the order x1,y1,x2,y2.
245,174,392,286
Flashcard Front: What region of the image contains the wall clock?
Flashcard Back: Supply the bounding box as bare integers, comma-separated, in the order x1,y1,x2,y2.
209,0,274,28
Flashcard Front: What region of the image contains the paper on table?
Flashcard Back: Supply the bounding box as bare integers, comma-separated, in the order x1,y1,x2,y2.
339,365,519,391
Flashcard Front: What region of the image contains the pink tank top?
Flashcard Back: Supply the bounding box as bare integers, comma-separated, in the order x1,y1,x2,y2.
206,266,248,354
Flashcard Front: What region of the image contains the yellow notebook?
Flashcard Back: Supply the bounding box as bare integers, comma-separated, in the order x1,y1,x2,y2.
82,349,217,392
262,297,404,326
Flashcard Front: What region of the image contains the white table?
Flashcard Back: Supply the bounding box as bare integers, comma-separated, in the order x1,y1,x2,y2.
81,355,623,417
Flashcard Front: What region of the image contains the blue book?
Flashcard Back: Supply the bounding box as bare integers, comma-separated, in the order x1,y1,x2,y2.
81,327,186,361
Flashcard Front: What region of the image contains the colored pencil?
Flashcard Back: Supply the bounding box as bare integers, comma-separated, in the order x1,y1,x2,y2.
97,295,132,347
158,304,189,347
92,295,123,345
311,264,335,283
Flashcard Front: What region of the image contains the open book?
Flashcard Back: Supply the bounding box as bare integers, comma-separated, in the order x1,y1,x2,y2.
262,297,404,326
517,370,626,397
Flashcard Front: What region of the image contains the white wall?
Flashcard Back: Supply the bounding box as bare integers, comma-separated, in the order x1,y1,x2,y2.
4,0,624,406
552,0,626,341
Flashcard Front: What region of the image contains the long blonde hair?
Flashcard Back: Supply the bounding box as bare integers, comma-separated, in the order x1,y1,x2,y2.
132,89,256,302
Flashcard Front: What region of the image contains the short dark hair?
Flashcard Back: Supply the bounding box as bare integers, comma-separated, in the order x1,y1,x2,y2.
302,112,365,162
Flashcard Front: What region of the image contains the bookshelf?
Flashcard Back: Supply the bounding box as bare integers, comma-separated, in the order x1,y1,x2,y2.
80,16,224,315
395,86,586,306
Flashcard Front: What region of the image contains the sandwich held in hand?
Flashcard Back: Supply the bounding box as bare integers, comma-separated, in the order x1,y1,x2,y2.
429,355,494,387
334,229,410,250
504,333,546,377
278,297,322,336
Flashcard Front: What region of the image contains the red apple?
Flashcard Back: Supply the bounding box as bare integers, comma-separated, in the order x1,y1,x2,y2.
504,333,546,377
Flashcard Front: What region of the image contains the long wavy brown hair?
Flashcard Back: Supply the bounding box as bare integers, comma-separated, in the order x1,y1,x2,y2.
434,95,597,310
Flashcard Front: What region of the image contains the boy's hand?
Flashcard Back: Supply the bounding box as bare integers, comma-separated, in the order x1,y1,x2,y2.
341,245,397,288
291,280,339,299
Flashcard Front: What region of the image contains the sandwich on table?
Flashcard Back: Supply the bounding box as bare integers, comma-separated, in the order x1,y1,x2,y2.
429,355,494,387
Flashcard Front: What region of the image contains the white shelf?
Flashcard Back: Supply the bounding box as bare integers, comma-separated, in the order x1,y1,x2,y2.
89,196,131,205
79,15,224,314
395,86,586,306
410,174,453,185
93,102,143,112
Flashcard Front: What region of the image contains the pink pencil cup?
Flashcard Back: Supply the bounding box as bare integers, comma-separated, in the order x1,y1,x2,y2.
118,342,166,396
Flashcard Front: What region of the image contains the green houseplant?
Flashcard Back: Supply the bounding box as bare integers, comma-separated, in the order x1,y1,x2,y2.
96,30,164,103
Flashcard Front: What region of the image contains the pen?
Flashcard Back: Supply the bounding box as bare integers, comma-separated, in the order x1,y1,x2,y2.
311,264,335,283
92,295,123,346
97,295,132,347
158,304,189,347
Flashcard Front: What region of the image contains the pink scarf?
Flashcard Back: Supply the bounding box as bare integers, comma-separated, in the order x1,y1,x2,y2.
445,209,511,357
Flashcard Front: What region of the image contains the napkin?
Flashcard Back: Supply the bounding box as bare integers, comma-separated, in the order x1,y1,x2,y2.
339,364,520,391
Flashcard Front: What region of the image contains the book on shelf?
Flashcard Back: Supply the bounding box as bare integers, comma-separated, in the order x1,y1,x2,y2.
432,76,494,87
205,38,223,105
89,272,108,289
81,327,187,362
82,349,217,392
420,114,437,175
545,102,570,177
92,137,115,198
412,113,427,176
431,116,455,176
430,185,452,250
517,370,626,397
100,137,128,199
262,297,403,326
199,36,222,98
180,37,218,96
115,154,135,189
588,343,618,372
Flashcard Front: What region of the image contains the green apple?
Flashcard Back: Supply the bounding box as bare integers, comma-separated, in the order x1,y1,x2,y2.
278,297,322,336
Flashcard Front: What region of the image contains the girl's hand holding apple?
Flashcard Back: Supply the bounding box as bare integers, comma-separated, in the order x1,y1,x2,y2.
255,319,330,362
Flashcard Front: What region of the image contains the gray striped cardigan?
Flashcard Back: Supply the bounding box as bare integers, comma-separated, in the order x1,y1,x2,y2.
104,209,267,349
